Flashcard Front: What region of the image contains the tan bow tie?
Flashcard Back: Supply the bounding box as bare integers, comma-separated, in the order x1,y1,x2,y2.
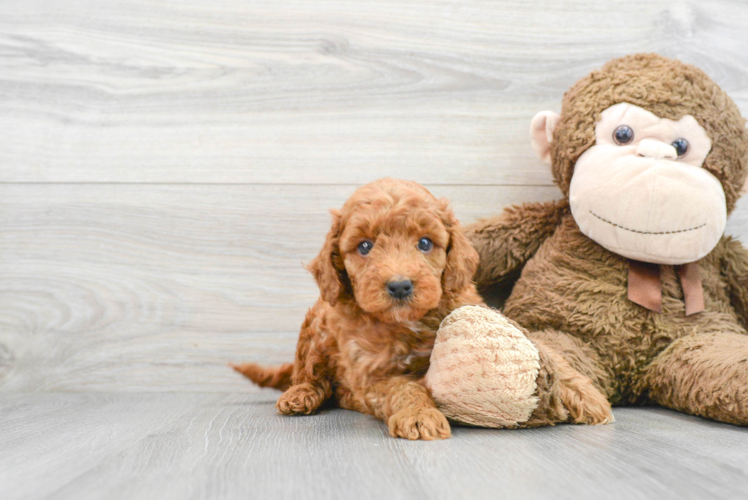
627,260,704,315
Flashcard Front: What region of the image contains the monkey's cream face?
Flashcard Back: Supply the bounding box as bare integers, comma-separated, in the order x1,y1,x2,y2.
568,103,724,264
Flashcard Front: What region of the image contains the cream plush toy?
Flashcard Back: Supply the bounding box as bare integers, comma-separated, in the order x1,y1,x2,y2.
425,54,748,428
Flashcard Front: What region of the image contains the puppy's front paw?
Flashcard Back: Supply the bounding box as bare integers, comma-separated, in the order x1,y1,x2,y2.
388,407,451,440
276,383,324,415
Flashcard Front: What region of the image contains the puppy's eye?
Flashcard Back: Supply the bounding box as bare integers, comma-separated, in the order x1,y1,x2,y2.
613,125,634,145
672,138,689,157
357,240,373,256
417,237,433,252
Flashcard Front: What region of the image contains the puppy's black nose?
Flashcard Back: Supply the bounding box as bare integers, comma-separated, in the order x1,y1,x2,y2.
387,279,413,300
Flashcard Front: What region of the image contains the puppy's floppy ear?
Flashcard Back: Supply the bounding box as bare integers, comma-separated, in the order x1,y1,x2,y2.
437,200,479,296
306,209,351,305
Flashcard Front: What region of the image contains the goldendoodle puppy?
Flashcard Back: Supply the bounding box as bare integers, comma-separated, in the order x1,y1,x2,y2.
233,178,483,440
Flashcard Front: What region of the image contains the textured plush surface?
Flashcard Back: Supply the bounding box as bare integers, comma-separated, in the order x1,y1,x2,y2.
551,53,748,213
424,306,540,427
464,54,748,426
426,305,614,428
568,103,725,265
503,218,748,407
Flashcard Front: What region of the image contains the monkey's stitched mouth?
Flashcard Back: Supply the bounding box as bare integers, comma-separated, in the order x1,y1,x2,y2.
589,211,706,235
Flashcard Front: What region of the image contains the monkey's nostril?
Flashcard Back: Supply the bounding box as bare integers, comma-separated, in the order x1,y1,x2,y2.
387,279,413,300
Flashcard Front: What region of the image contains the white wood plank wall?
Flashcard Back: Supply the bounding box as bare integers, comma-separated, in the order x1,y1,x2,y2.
2,0,748,392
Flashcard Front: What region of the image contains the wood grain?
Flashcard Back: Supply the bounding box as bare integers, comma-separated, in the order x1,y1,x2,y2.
3,1,748,496
1,0,747,184
0,183,567,392
2,0,748,394
2,182,747,392
1,393,747,500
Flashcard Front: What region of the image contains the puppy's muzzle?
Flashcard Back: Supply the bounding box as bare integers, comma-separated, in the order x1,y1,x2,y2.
387,279,413,300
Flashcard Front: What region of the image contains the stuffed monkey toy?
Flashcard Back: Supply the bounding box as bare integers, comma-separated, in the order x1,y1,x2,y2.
424,53,748,428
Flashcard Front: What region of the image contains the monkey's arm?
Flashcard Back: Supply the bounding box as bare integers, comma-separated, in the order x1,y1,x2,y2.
465,199,568,289
720,236,748,329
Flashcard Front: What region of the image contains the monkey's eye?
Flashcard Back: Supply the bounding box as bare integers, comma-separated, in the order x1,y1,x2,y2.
672,138,689,157
357,240,373,255
417,237,433,252
613,125,634,145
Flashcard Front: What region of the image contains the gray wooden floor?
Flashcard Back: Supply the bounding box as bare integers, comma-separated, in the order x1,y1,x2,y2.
3,0,748,498
2,393,748,500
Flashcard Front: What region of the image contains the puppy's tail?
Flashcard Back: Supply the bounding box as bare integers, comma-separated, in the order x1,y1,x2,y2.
230,362,294,391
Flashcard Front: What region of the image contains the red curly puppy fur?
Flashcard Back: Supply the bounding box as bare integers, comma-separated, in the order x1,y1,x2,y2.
232,178,484,440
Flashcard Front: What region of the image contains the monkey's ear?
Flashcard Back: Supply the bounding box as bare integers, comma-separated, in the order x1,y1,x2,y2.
740,175,748,198
530,111,561,166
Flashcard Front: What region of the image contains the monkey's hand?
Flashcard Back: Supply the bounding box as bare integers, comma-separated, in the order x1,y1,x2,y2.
466,199,568,289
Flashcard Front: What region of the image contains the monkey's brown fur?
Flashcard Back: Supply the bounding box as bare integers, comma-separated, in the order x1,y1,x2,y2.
468,54,748,425
233,179,484,439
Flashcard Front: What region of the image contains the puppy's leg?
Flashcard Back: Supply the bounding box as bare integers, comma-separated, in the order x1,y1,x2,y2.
277,383,330,415
364,377,451,440
276,308,334,415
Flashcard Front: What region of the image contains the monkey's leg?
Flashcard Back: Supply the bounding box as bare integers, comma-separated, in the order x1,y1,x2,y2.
424,306,613,428
525,329,614,426
637,331,748,425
